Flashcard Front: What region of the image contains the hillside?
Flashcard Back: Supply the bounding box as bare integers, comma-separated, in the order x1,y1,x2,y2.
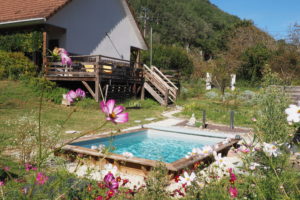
129,0,240,58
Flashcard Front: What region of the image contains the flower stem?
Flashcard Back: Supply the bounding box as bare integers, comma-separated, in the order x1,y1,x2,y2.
37,89,44,168
0,187,5,200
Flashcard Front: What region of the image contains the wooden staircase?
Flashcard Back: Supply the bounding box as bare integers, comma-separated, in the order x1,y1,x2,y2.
143,64,179,106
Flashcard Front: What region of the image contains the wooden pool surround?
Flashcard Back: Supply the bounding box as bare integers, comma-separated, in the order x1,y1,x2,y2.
58,128,240,176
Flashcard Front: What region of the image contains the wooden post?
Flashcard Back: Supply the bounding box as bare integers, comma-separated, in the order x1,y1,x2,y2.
164,89,169,106
42,31,47,70
202,110,206,129
230,111,234,129
95,56,100,102
141,83,145,100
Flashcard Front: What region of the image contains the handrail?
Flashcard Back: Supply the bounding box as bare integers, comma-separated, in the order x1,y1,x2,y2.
152,66,178,90
144,64,177,100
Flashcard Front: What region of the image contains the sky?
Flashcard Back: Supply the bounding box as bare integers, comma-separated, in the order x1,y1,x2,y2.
210,0,300,40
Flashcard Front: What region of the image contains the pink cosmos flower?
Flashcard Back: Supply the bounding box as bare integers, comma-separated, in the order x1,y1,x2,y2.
3,166,10,171
104,172,119,192
229,187,238,198
0,181,4,186
58,48,72,67
75,88,86,99
25,163,37,172
229,168,237,184
95,196,103,200
66,90,77,103
35,172,48,185
100,100,128,124
66,89,85,103
106,189,115,198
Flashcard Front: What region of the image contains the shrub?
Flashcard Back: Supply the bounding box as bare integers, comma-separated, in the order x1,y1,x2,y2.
22,76,68,104
237,90,257,104
141,44,193,77
0,31,42,52
205,91,219,99
0,51,36,80
255,86,293,142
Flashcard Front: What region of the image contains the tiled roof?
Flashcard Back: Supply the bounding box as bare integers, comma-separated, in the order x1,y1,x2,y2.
0,0,71,23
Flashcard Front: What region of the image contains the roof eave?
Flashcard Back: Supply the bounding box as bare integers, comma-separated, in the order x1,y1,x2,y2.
0,18,46,28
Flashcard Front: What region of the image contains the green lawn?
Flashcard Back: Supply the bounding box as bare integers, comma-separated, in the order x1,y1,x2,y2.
0,81,166,143
176,85,259,127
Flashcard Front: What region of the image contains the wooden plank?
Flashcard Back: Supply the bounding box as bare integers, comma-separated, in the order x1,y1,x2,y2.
82,81,95,99
45,71,95,76
42,31,47,68
45,76,96,81
144,82,165,105
95,61,100,102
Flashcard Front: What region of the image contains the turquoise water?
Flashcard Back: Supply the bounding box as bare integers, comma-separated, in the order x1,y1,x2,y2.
72,130,223,163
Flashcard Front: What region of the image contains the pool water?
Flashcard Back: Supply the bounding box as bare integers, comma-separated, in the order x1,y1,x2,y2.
72,130,223,163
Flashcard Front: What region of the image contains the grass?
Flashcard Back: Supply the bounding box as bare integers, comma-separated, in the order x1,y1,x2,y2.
177,82,259,127
0,80,166,145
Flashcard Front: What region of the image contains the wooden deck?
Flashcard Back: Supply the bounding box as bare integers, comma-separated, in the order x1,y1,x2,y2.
44,55,180,105
44,55,144,102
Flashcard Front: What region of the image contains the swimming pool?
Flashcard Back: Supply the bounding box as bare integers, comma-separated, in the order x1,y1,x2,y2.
72,129,225,163
61,126,240,175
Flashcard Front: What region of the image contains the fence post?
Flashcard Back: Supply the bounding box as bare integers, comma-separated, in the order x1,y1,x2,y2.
202,110,206,128
230,111,234,129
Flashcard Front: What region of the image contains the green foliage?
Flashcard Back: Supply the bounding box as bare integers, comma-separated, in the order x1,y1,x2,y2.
0,31,42,52
21,76,68,104
255,87,293,142
0,50,37,80
129,0,240,57
239,44,272,83
261,64,285,87
142,44,193,76
134,163,170,200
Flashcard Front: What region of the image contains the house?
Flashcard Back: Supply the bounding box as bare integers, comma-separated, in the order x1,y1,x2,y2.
0,0,178,105
0,0,147,62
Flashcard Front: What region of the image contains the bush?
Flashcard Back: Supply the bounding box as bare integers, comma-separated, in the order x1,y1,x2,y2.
22,76,68,104
255,86,293,142
0,51,36,80
141,44,193,77
205,91,219,99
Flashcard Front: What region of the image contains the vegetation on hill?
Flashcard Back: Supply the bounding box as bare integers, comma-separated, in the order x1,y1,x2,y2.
129,0,240,57
129,0,300,86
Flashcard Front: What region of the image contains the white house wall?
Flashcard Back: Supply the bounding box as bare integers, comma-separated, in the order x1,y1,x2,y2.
47,0,147,60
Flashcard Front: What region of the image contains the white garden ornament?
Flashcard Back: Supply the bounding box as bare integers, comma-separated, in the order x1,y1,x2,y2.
206,72,212,90
230,74,236,91
187,113,196,126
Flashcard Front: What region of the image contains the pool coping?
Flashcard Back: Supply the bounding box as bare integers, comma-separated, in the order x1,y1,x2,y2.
60,128,240,173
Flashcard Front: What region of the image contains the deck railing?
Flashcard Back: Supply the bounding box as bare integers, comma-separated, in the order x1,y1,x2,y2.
44,55,144,83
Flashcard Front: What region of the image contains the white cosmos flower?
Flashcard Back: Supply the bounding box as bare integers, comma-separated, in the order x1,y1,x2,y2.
222,138,231,145
179,171,196,186
200,146,213,156
122,152,134,158
285,104,300,123
103,163,118,176
90,144,105,152
263,142,279,157
185,148,202,159
213,151,227,168
249,162,260,170
91,145,98,150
